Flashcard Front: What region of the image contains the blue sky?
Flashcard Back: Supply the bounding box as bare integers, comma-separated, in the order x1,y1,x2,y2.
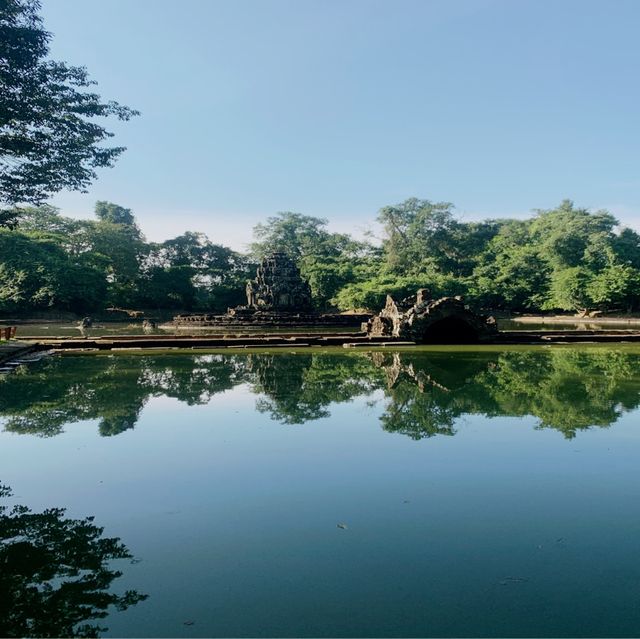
41,0,640,250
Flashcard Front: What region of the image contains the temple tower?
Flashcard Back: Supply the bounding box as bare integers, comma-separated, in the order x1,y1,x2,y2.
245,252,313,312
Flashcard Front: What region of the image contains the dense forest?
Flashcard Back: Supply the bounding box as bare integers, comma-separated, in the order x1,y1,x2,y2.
1,198,640,317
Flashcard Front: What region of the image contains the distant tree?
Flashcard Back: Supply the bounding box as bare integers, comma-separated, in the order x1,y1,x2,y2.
0,0,138,204
377,198,458,273
141,231,249,311
545,266,595,314
0,207,20,229
250,212,330,260
587,263,640,312
94,201,138,228
0,228,106,313
470,220,550,311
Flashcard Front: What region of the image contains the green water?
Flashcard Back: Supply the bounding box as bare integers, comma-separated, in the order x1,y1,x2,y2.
1,346,640,637
8,322,362,338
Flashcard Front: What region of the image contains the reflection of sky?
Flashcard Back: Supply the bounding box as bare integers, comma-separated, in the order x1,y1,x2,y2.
3,381,640,636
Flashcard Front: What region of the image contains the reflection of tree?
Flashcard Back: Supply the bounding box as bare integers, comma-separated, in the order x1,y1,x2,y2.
0,354,249,437
372,352,500,439
2,348,640,440
0,483,146,637
476,349,640,438
249,353,383,424
370,348,640,440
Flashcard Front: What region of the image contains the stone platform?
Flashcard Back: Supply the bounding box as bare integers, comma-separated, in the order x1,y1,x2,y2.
21,328,640,354
170,312,370,328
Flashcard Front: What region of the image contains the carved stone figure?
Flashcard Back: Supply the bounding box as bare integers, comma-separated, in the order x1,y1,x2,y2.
363,291,497,343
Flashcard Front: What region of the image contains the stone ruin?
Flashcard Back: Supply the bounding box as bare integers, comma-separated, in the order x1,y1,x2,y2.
238,252,312,313
173,252,369,328
362,289,497,343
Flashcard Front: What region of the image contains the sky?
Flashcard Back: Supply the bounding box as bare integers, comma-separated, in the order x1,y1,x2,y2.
40,0,640,251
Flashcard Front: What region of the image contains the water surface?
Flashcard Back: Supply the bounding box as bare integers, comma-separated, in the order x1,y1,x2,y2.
1,346,640,637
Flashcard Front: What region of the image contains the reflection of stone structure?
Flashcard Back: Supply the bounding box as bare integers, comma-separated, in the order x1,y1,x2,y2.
244,253,312,312
363,290,497,343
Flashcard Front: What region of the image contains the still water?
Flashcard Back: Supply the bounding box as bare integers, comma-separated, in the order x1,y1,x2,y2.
9,322,362,338
1,346,640,637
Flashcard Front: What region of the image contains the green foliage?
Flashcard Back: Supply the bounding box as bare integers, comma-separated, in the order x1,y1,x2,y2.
0,0,138,204
0,204,248,315
0,228,106,313
470,221,550,311
0,207,21,229
250,212,329,260
587,263,640,311
94,201,138,227
332,269,467,311
1,197,639,316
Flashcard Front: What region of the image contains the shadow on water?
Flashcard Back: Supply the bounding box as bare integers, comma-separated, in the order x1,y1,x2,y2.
1,348,640,439
0,483,147,638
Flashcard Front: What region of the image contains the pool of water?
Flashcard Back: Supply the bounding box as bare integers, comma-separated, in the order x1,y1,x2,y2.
6,322,361,338
1,346,640,637
500,318,640,331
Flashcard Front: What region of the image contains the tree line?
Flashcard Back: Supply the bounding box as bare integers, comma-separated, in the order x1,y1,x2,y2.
1,198,640,316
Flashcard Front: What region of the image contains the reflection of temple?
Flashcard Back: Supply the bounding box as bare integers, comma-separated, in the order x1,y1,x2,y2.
370,351,494,393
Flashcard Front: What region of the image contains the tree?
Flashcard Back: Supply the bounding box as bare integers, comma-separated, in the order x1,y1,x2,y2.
470,220,550,311
250,212,330,260
0,0,138,204
0,228,106,313
94,201,138,228
588,263,640,312
141,232,250,311
545,266,595,314
377,198,458,273
0,207,20,229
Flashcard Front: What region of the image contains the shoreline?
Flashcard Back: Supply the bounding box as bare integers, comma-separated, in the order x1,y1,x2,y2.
509,315,640,325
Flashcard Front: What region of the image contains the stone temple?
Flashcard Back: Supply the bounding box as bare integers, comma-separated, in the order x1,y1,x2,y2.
244,252,312,312
173,252,369,328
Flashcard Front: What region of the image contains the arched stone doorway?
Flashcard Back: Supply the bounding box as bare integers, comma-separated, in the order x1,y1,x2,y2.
420,316,480,344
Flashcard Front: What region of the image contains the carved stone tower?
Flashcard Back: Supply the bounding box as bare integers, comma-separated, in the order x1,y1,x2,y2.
245,252,313,312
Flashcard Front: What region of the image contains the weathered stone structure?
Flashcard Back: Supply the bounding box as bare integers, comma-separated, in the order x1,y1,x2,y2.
363,289,497,343
172,252,369,328
243,252,312,312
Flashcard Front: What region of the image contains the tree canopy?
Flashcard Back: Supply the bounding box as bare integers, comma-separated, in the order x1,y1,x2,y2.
0,0,138,205
1,197,640,317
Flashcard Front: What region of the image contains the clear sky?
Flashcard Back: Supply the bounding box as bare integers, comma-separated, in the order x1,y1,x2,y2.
41,0,640,251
